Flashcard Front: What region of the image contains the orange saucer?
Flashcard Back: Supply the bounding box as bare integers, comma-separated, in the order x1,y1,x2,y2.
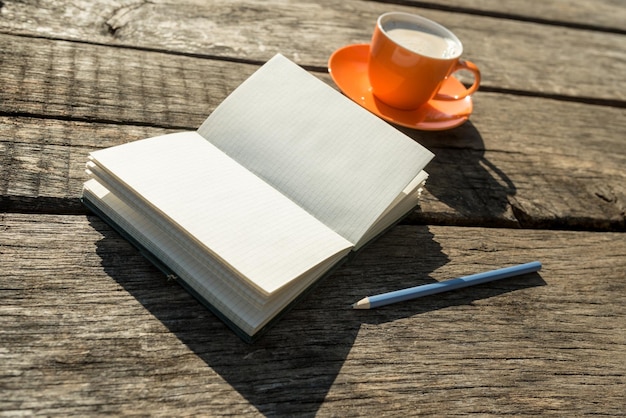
328,44,473,130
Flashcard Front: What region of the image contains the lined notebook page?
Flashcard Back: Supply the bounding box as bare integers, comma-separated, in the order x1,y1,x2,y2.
83,179,350,336
88,131,353,295
198,54,434,245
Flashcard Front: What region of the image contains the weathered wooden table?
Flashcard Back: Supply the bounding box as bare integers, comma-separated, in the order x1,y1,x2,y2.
1,1,625,416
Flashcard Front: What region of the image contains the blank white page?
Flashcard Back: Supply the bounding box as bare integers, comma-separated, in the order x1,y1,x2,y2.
88,131,353,296
198,54,434,245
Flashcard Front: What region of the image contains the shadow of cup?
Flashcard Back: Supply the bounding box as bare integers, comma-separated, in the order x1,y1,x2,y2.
398,121,518,227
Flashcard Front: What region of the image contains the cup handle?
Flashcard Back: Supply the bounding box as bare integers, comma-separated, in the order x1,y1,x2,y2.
434,59,481,101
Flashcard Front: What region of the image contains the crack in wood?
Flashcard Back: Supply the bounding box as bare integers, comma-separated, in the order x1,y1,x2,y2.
105,1,153,37
367,0,626,35
0,110,193,131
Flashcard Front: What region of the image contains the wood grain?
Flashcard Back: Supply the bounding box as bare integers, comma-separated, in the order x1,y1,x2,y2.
0,1,625,101
1,0,624,416
1,33,624,228
393,0,626,32
0,33,256,128
1,213,624,416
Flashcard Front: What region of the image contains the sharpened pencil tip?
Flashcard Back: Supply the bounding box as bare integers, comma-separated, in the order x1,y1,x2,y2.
352,298,371,309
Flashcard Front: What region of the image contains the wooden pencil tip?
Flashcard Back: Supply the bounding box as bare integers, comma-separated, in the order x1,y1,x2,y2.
352,298,370,309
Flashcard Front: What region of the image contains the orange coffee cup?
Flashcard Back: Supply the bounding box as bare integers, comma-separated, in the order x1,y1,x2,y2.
368,12,481,110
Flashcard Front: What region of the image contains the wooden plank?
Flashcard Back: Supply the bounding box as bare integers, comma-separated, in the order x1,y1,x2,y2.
1,35,624,228
0,34,257,129
3,106,625,228
407,93,626,230
1,213,624,415
395,0,626,33
0,117,176,214
0,1,625,101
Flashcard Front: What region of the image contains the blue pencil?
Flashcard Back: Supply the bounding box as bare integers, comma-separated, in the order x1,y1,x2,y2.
352,261,542,309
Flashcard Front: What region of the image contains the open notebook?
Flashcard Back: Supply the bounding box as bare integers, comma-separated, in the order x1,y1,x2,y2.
82,54,434,342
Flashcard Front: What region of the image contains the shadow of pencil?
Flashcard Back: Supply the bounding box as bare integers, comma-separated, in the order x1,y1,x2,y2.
351,270,546,326
90,218,448,417
334,225,546,328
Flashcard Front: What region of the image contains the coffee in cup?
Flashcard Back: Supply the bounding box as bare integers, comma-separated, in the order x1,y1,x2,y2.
368,12,481,110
